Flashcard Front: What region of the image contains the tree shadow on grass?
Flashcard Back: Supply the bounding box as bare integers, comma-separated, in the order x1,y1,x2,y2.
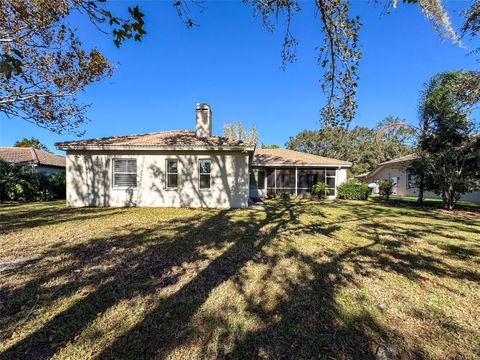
1,200,479,359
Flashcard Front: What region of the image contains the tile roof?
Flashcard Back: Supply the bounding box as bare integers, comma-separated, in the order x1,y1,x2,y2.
356,154,418,179
0,147,66,168
55,130,253,149
252,148,351,166
377,154,418,166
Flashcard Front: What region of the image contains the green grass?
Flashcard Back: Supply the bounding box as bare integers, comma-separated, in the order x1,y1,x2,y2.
0,200,479,359
370,195,480,210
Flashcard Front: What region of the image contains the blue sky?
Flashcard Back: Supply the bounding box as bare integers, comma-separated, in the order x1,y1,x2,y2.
0,0,477,154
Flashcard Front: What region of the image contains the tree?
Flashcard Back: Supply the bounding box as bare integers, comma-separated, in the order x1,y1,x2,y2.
378,179,394,200
408,71,480,210
223,121,259,145
286,117,414,175
13,137,50,152
261,143,280,149
312,182,331,199
2,1,477,133
0,0,147,134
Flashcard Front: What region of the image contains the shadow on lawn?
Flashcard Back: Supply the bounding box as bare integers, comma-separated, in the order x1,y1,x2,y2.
1,200,478,359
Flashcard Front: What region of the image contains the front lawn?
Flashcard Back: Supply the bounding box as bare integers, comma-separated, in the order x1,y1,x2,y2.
0,200,479,359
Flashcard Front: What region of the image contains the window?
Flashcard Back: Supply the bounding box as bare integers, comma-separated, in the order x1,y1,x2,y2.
199,159,211,189
257,171,266,189
250,170,266,189
407,173,418,189
113,159,137,188
166,159,178,188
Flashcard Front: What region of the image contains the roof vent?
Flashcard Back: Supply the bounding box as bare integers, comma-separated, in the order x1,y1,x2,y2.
195,103,212,138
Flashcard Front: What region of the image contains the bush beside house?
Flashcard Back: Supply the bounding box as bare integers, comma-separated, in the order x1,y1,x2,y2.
337,181,370,200
379,179,394,200
0,160,66,202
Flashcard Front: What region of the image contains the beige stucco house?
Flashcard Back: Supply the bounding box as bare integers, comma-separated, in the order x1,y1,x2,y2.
56,104,352,208
356,154,480,203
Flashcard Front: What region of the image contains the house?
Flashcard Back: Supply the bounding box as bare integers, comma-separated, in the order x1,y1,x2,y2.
0,147,66,175
356,154,480,203
55,104,352,208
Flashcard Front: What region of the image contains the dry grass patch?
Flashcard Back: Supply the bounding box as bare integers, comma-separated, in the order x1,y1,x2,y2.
0,199,479,359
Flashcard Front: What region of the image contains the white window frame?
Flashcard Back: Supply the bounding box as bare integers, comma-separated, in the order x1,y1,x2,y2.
165,159,178,189
199,159,212,190
112,158,137,189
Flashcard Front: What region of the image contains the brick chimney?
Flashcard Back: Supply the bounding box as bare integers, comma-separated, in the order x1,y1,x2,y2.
195,103,212,138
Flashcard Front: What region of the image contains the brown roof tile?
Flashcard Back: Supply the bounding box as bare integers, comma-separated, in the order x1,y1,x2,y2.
377,154,418,166
252,148,351,166
55,130,253,149
0,147,65,168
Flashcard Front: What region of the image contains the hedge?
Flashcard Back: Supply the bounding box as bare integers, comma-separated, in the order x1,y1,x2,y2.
336,180,370,200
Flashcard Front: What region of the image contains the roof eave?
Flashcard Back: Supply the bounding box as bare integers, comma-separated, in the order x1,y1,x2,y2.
252,163,352,168
55,144,256,152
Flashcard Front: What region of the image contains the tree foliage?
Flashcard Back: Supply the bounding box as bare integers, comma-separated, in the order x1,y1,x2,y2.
286,116,414,175
336,180,370,200
223,120,259,145
0,0,147,134
378,178,394,200
312,182,331,199
0,159,65,202
13,137,50,152
408,70,480,210
2,0,479,132
261,143,280,149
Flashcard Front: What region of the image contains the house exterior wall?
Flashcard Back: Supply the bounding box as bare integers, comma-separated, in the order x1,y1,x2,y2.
66,150,250,208
363,163,480,203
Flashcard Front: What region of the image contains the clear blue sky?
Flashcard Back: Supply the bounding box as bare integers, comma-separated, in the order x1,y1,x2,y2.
0,1,477,154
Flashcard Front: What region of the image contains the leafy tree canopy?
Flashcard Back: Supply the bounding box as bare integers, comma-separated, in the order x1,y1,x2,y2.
13,137,50,152
2,0,479,134
409,70,480,210
286,116,415,175
261,143,280,149
223,120,259,145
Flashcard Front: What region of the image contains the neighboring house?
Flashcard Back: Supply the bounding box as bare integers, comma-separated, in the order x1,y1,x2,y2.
356,154,480,203
0,147,66,175
56,104,352,208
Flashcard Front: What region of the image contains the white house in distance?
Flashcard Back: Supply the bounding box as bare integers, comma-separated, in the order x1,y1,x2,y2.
356,155,480,204
0,147,65,175
56,104,352,208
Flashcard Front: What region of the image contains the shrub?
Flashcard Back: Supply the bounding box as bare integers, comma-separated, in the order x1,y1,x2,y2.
337,181,370,200
0,159,65,202
48,171,66,199
276,191,291,200
312,182,331,199
379,179,394,200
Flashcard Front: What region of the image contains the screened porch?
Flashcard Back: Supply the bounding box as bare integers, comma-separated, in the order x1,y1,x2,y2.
249,167,338,198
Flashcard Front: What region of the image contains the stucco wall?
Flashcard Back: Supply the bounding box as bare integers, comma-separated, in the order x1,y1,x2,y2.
66,150,250,208
364,163,480,203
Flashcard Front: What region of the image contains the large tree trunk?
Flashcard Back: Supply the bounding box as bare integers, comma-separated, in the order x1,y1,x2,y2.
417,174,425,204
443,186,456,211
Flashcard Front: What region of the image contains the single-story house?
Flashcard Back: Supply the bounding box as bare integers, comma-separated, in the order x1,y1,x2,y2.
355,154,480,203
0,147,66,175
55,104,352,208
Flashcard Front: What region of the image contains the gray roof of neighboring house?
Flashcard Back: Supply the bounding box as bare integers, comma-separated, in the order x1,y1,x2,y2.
0,147,66,168
377,154,419,166
55,130,254,150
252,148,352,167
355,154,418,178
